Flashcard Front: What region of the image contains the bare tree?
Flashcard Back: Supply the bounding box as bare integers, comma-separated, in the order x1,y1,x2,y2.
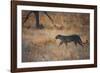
23,11,53,29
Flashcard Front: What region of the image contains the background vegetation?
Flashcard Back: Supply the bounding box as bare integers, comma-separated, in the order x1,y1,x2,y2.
22,11,90,62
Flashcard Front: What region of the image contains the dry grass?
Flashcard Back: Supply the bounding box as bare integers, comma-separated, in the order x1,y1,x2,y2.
22,11,90,62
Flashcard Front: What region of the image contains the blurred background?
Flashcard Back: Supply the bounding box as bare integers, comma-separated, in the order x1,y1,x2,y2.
22,10,90,62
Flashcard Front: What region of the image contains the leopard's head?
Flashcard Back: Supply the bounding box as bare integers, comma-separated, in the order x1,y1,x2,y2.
55,35,62,39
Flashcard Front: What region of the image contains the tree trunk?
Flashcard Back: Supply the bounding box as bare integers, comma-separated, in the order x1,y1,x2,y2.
34,11,40,28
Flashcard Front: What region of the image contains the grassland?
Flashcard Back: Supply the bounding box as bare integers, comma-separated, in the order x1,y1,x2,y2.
22,11,90,62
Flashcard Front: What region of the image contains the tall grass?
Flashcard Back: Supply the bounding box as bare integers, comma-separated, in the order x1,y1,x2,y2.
22,11,90,62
